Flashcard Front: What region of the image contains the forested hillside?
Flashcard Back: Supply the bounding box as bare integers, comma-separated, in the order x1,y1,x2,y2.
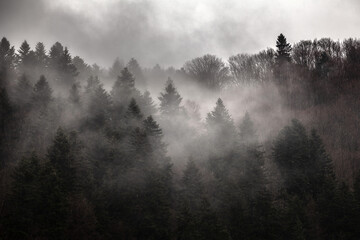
1,34,360,239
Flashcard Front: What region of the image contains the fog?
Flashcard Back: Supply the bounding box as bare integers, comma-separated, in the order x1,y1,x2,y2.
1,0,360,67
1,1,360,239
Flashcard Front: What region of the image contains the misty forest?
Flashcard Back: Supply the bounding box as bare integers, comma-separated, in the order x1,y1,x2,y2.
1,27,360,239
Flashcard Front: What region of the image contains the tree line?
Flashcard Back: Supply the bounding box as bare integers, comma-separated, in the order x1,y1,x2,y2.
0,34,360,239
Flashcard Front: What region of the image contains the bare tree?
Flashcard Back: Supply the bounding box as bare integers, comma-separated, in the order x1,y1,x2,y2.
184,54,230,90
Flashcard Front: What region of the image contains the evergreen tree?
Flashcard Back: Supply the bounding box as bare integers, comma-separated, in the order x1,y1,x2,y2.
275,33,292,63
85,79,111,130
127,58,146,88
34,42,47,71
0,88,13,169
139,90,157,116
69,83,80,104
143,116,167,160
0,37,15,87
17,40,36,76
32,75,53,108
126,98,143,123
109,57,124,79
158,77,182,115
14,74,32,108
47,128,76,193
17,40,31,62
111,67,139,108
273,119,311,197
239,111,257,144
59,47,78,86
274,33,292,83
6,153,42,238
206,98,236,151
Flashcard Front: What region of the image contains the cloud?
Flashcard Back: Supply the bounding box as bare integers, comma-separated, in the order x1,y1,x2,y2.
1,0,360,68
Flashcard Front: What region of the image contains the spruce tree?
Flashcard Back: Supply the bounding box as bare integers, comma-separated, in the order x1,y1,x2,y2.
109,57,124,79
34,42,47,70
158,77,182,115
69,83,80,104
7,153,42,238
239,111,257,144
14,74,32,109
32,75,53,108
111,67,139,108
127,58,146,88
47,128,76,193
139,90,157,116
275,33,292,63
274,33,292,83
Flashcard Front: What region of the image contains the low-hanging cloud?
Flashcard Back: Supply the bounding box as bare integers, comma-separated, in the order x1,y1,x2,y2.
1,0,360,68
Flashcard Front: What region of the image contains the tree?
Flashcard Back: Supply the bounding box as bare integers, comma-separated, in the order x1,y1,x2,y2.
83,77,111,130
34,42,47,69
48,42,64,65
184,54,230,89
32,75,53,108
125,98,143,126
109,57,124,79
73,56,90,81
0,88,12,169
274,33,292,83
138,90,157,117
69,83,80,104
0,37,15,87
127,58,146,88
6,153,42,238
14,74,32,108
111,67,139,108
59,47,78,86
206,98,236,151
17,40,36,76
158,77,182,115
47,128,76,193
178,158,229,240
143,116,167,158
239,111,257,144
275,34,292,63
229,49,275,85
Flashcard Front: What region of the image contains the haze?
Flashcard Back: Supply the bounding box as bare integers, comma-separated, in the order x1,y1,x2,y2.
1,0,360,67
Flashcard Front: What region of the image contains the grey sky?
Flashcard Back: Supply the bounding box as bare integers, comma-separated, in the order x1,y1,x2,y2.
1,0,359,68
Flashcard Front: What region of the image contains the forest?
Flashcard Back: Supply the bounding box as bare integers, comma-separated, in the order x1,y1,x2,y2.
1,33,360,239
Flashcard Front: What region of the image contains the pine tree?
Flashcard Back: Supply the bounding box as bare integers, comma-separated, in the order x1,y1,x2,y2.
69,83,80,104
109,57,124,79
273,119,311,197
32,75,53,108
206,98,236,151
274,33,292,83
127,58,146,88
34,42,47,70
59,47,78,86
6,153,42,238
0,88,12,169
139,90,157,116
0,37,15,85
126,98,143,122
47,128,76,193
158,77,182,115
111,67,139,108
14,74,32,108
275,33,292,63
17,40,31,61
85,79,111,130
239,111,257,144
17,40,36,75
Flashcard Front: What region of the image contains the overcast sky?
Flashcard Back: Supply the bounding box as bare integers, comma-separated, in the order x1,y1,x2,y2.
1,0,360,68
